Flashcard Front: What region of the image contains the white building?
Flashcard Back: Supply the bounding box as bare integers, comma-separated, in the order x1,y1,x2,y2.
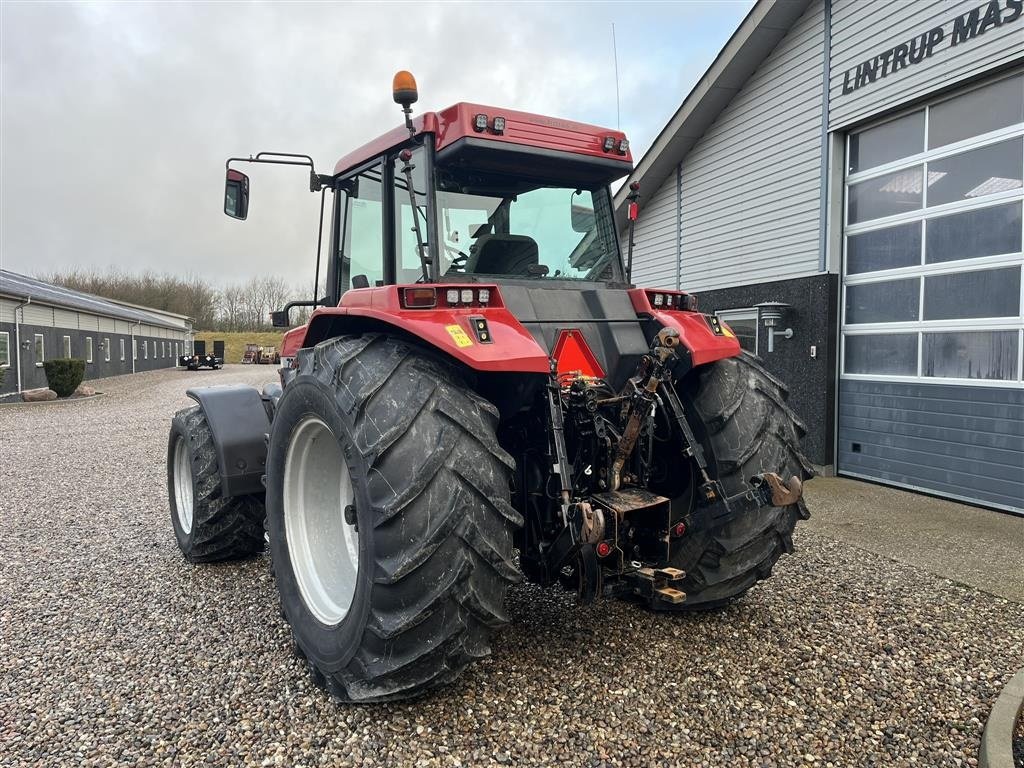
618,0,1023,513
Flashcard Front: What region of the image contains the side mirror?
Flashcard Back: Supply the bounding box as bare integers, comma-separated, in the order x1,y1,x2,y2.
225,169,249,220
270,310,289,328
570,191,594,233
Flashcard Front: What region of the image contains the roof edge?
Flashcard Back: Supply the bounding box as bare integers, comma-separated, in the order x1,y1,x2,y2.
614,0,813,227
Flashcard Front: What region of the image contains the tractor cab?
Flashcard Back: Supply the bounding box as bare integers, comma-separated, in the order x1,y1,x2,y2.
322,99,632,304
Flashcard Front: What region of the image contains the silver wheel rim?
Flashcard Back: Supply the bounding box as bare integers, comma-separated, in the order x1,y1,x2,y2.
172,436,194,534
283,415,359,626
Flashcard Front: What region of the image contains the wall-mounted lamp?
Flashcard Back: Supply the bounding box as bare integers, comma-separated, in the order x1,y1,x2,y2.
21,339,31,350
98,340,106,350
754,301,793,353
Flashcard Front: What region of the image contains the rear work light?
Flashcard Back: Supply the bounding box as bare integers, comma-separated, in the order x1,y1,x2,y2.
435,286,502,307
645,290,698,312
492,116,506,134
602,136,616,152
617,138,629,155
474,113,488,132
402,287,437,308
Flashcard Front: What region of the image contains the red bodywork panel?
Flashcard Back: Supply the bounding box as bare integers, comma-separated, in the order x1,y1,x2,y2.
295,286,550,374
333,103,631,177
280,326,306,359
282,285,740,374
628,289,741,366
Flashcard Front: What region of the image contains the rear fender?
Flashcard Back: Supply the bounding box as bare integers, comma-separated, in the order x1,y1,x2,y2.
186,384,270,498
300,286,550,374
628,288,740,368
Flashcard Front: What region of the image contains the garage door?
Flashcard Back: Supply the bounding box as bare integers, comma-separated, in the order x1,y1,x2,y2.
838,72,1024,514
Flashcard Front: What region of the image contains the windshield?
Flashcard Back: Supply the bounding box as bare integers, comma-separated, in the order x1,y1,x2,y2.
434,169,621,282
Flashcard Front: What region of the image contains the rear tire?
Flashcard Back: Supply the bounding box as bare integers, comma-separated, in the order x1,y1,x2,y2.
266,335,522,702
167,406,266,562
662,352,813,610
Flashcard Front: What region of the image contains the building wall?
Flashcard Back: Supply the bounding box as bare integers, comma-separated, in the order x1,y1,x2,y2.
678,1,826,292
0,317,187,395
694,273,839,466
829,0,1024,130
628,171,679,289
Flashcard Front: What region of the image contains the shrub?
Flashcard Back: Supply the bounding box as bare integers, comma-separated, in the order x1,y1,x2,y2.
43,358,86,397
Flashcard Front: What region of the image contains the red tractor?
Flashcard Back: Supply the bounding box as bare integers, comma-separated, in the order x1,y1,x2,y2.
167,72,811,702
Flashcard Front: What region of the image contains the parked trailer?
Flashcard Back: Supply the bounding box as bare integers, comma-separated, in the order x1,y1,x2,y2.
179,339,222,371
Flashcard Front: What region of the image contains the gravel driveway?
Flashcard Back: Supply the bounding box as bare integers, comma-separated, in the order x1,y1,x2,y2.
1,366,1021,767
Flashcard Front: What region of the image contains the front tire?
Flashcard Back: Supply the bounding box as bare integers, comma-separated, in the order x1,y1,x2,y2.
167,406,266,562
664,352,813,610
266,335,522,702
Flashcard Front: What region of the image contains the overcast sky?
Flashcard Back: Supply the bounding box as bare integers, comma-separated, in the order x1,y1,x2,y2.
1,0,752,288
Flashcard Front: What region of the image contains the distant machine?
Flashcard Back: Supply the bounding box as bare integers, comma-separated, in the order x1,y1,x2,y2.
179,339,223,371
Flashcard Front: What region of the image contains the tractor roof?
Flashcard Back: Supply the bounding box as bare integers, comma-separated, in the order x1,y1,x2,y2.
333,102,632,177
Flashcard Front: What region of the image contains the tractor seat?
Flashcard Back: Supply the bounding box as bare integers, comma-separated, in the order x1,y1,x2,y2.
466,234,540,276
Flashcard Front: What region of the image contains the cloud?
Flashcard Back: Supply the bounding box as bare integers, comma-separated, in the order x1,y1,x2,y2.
1,0,752,288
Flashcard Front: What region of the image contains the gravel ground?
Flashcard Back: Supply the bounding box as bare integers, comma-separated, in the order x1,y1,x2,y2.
1,366,1022,768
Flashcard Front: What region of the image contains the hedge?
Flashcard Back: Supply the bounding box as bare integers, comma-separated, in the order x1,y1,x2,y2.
43,358,86,397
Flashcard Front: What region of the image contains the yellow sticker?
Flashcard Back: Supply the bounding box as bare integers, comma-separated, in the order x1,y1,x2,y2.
445,324,474,348
721,322,736,338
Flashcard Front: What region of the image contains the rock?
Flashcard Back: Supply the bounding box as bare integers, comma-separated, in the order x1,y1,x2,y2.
21,388,57,402
74,384,96,397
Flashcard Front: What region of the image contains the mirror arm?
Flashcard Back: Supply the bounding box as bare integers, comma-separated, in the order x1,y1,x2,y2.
226,153,334,193
273,298,325,328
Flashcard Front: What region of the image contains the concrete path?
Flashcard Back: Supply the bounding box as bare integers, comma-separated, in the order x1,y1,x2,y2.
804,475,1024,603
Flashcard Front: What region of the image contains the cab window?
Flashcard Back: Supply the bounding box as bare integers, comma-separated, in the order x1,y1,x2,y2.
393,146,429,283
341,162,385,290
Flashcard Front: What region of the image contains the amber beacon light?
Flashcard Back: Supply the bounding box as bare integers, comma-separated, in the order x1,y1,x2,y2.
392,70,418,107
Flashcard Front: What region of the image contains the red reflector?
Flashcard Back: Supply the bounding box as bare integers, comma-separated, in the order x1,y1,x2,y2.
628,201,639,221
402,287,436,308
673,522,687,537
596,542,612,558
552,329,605,380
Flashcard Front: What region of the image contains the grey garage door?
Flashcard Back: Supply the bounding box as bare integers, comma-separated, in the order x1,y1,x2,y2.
838,72,1024,514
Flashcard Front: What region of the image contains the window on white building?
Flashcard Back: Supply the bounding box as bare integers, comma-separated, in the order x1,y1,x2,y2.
35,334,45,366
86,337,93,363
715,309,759,355
62,335,71,358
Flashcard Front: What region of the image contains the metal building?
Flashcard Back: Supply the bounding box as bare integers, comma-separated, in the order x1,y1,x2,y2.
619,0,1023,513
0,270,193,395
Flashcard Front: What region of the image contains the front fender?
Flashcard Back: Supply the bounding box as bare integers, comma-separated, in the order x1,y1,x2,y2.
186,384,270,497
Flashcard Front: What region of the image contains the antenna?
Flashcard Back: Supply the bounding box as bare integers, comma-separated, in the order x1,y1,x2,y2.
612,22,621,130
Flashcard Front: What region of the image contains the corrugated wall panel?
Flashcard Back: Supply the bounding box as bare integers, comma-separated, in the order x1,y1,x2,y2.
0,299,16,324
22,305,53,326
678,1,826,292
838,379,1024,513
53,308,79,329
629,175,679,288
114,320,131,334
97,316,116,332
830,0,1024,129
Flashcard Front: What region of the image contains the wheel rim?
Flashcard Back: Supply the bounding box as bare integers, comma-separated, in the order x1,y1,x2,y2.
172,436,194,534
283,415,359,626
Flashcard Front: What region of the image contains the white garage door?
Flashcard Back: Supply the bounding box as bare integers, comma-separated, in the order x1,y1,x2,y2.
838,72,1024,513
